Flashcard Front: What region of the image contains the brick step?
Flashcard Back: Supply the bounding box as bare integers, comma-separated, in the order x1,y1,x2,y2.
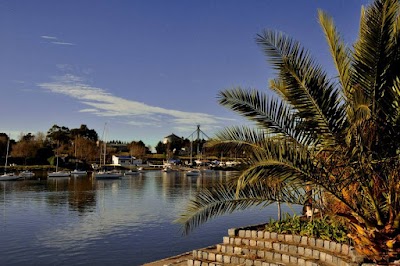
188,258,288,266
226,229,362,263
190,246,326,266
221,236,357,265
217,243,357,266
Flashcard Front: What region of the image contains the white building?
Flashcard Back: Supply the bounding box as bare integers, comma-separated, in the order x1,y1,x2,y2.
112,155,142,166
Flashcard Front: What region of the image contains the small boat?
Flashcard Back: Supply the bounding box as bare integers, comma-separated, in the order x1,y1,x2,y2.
94,123,121,180
185,169,201,176
94,170,122,179
19,170,35,178
48,142,70,178
0,173,20,181
0,136,19,181
124,170,140,176
71,169,87,176
48,171,70,178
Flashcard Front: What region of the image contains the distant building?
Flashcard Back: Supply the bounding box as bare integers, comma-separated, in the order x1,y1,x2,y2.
112,155,142,166
163,133,182,144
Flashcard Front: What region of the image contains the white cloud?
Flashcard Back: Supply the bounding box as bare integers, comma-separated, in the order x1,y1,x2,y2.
41,35,58,40
41,35,76,46
38,74,231,132
51,41,76,46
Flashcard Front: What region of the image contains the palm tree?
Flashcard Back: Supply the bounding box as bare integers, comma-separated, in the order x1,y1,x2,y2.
178,0,400,262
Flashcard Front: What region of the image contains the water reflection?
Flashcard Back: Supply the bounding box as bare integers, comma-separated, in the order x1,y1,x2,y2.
0,170,300,265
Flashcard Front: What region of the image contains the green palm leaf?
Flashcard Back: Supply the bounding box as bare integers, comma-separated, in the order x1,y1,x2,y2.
352,0,400,120
218,88,314,146
176,180,305,234
256,30,346,145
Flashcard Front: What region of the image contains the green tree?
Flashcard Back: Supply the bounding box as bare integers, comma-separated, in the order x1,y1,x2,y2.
47,124,70,144
178,0,400,262
70,124,98,142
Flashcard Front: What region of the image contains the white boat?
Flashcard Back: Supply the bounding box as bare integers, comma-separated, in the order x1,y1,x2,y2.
48,171,70,178
0,173,19,181
71,169,87,176
124,169,140,176
95,170,122,179
185,169,201,176
94,123,121,180
71,137,87,176
48,143,70,178
19,170,35,178
0,135,19,181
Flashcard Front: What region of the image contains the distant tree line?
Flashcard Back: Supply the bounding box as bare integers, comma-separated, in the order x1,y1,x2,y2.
0,124,152,167
0,124,236,168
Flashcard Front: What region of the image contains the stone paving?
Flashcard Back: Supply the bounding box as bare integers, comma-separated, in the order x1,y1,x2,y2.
144,223,368,266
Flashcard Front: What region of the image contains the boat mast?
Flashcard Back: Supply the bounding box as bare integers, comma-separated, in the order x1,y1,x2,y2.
4,135,10,174
55,141,59,172
100,122,108,169
187,125,209,166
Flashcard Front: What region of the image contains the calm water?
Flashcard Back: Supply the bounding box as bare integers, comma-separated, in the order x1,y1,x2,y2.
0,170,299,265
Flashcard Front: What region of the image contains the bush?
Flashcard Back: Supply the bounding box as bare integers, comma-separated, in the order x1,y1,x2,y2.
264,214,350,244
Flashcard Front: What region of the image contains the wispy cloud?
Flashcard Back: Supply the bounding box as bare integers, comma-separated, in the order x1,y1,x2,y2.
41,35,76,46
38,74,232,133
41,35,58,40
51,41,75,46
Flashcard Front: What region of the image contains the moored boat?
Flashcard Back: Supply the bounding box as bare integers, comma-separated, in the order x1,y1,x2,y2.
94,170,122,179
185,169,201,176
124,169,139,176
0,173,20,181
48,171,71,178
19,170,35,178
71,169,87,176
1,135,19,181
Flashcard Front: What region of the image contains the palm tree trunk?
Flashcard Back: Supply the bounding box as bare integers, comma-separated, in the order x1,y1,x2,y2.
277,200,281,221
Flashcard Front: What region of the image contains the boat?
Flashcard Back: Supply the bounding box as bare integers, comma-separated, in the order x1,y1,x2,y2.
19,170,35,178
48,143,70,178
70,169,87,176
185,169,201,176
0,135,19,181
71,137,87,176
0,173,19,181
94,123,121,180
124,169,140,176
48,170,70,178
95,170,121,179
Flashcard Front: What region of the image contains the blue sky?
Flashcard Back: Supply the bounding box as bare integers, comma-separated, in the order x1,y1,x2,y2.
0,0,370,148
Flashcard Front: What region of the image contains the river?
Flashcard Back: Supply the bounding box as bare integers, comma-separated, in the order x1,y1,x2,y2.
0,170,298,265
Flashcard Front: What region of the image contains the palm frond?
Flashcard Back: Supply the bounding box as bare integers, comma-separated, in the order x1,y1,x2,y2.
176,180,306,234
352,0,400,119
318,9,352,103
218,88,313,145
256,30,346,145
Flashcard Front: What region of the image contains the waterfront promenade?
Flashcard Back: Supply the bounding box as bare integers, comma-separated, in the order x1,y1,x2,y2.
143,223,366,266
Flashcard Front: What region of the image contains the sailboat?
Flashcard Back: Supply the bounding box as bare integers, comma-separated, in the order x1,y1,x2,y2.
71,137,87,176
184,131,201,177
94,123,121,179
48,142,70,178
0,135,19,181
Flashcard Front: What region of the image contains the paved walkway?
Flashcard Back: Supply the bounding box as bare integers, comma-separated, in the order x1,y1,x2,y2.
142,252,191,266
